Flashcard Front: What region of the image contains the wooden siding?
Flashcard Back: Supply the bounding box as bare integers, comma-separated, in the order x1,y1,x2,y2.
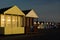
0,14,25,35
25,17,30,33
30,18,33,27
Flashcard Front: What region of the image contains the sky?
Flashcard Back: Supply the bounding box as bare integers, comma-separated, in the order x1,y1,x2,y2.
0,0,60,22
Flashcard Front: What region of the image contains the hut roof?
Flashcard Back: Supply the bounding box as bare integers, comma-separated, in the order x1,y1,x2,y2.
0,6,12,14
23,9,39,18
0,5,25,16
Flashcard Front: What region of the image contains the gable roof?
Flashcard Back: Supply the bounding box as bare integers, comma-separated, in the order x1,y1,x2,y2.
0,6,12,14
0,5,25,16
23,9,39,18
4,5,25,16
22,9,31,15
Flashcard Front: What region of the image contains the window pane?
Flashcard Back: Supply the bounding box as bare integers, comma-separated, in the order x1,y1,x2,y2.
12,16,17,27
5,15,11,27
18,16,21,27
18,16,23,27
1,15,5,27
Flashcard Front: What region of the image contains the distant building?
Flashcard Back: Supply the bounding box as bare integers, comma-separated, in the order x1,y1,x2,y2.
56,22,60,28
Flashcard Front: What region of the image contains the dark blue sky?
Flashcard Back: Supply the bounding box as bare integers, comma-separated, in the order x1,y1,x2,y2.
0,0,60,22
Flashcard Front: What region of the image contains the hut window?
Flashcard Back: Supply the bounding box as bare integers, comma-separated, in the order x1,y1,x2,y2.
17,16,20,27
18,16,23,27
1,15,5,27
5,15,11,27
21,16,24,27
12,16,17,27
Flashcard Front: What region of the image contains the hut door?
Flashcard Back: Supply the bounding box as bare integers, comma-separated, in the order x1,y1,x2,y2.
30,18,34,27
25,17,30,33
30,18,34,32
25,17,34,33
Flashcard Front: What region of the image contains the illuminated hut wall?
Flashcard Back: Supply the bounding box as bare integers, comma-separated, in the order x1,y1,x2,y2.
23,9,38,33
0,5,25,35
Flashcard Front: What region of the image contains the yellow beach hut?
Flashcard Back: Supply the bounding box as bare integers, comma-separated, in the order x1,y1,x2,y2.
0,5,25,35
23,9,39,33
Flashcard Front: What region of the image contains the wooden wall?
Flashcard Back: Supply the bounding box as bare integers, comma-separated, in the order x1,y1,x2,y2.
25,17,34,33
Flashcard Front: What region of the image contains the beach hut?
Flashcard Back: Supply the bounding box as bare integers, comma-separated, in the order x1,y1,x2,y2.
23,9,39,33
0,5,25,35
